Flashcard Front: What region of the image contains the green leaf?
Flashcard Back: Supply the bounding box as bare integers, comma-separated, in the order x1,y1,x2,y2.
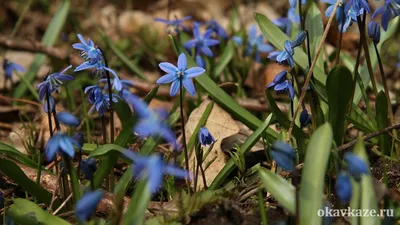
13,0,70,100
254,12,326,85
326,66,354,145
122,179,152,225
354,17,399,104
376,91,390,155
0,158,59,208
0,141,38,168
346,104,375,133
89,144,127,158
214,41,234,78
101,31,147,80
169,35,278,141
115,100,133,127
265,90,307,139
9,198,70,225
349,137,380,225
209,114,273,190
299,123,332,225
305,3,324,70
258,168,296,214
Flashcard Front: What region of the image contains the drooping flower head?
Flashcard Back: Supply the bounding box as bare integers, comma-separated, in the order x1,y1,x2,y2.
343,152,369,181
372,0,400,30
57,112,80,127
156,53,205,96
300,109,311,128
124,151,189,194
198,127,215,146
233,24,274,62
80,158,97,180
336,171,352,203
184,22,220,68
204,19,228,39
75,190,104,222
45,132,80,161
270,141,296,171
154,16,192,34
90,93,120,116
126,94,177,148
2,59,24,80
43,95,55,114
268,31,306,68
345,0,370,17
368,21,381,44
73,132,84,149
267,70,295,100
37,65,74,101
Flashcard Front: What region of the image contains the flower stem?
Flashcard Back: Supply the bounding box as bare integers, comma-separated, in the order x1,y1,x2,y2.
63,155,80,203
356,15,378,96
334,6,345,66
46,91,53,137
179,76,191,192
298,0,304,31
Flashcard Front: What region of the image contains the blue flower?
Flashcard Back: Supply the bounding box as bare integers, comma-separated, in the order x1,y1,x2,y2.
45,132,80,161
267,70,295,99
345,0,370,17
37,65,74,101
204,19,228,39
124,151,189,193
270,141,296,171
336,171,352,203
198,127,215,146
88,93,120,116
84,85,103,105
42,95,55,114
291,31,307,48
368,21,381,44
154,16,192,33
57,112,80,127
232,24,273,62
2,59,24,79
75,190,104,222
156,53,205,96
73,132,84,149
300,109,311,128
81,158,97,180
322,0,355,32
99,78,134,92
126,94,177,147
372,0,399,30
184,22,220,68
268,40,295,67
344,152,369,181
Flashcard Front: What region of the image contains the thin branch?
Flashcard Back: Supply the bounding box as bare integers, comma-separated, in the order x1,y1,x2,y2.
286,0,341,142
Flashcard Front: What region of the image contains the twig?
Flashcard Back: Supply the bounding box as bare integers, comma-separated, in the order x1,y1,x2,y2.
286,0,341,142
0,95,41,106
48,172,63,212
52,193,73,215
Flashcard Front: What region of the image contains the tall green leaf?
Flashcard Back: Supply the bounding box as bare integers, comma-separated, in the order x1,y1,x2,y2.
258,168,296,214
122,179,151,225
0,141,38,168
209,114,273,190
305,3,324,70
13,0,70,99
214,41,234,79
299,123,332,225
9,199,70,225
376,91,390,155
349,137,380,225
326,66,354,145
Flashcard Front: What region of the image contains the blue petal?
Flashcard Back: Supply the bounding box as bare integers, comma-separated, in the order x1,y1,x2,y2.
336,172,352,203
159,62,179,74
201,46,214,57
164,165,189,179
248,24,257,42
169,80,180,96
232,36,243,45
177,53,187,71
75,190,104,222
182,77,196,96
184,67,205,78
156,73,177,84
45,135,59,161
57,112,80,127
59,136,75,158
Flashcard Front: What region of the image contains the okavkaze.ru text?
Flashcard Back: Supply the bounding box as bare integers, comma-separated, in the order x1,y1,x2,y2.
317,207,395,218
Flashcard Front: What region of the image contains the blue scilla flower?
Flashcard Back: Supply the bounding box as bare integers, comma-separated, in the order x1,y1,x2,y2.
204,19,228,39
344,152,369,181
2,59,24,80
84,85,103,105
345,0,370,17
336,171,352,203
75,190,104,222
184,22,220,68
126,94,177,147
267,70,295,99
45,132,80,160
154,16,192,33
37,65,74,101
43,95,55,114
268,41,295,68
373,0,400,30
56,112,80,127
124,151,189,193
198,127,215,146
368,21,381,44
80,158,97,180
156,53,205,96
300,109,311,128
232,24,274,62
270,141,296,171
88,93,121,116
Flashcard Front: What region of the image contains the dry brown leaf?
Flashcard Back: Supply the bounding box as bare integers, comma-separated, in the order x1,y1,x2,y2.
184,99,239,190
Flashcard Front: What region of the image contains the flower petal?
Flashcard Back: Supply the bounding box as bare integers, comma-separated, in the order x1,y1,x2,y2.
156,73,177,84
170,80,180,96
158,62,179,74
177,53,187,71
184,67,205,78
182,77,196,96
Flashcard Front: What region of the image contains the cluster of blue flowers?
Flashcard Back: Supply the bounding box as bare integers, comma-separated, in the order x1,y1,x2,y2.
2,59,24,88
335,152,369,203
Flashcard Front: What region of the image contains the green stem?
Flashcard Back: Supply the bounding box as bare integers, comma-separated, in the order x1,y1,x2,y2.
179,75,191,193
10,0,34,38
63,155,80,203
